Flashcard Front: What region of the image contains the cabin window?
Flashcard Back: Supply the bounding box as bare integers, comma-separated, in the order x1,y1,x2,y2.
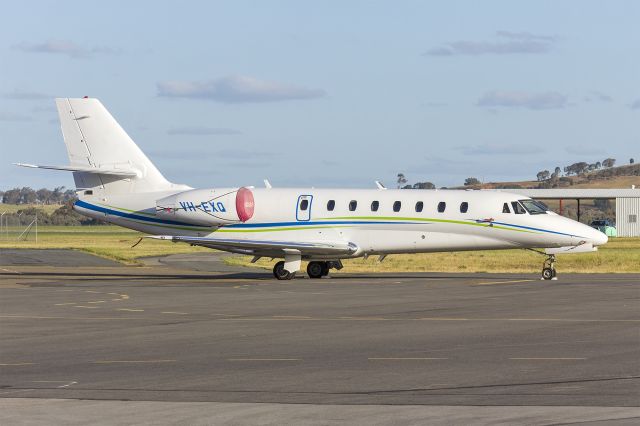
299,199,309,211
393,201,401,212
502,203,511,213
415,201,424,212
460,202,468,213
327,200,335,211
438,202,446,213
511,201,526,214
371,201,379,211
520,199,549,215
349,200,358,211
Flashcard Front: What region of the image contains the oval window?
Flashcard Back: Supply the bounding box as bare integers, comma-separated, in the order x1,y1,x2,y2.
349,200,357,211
415,201,424,212
460,202,468,213
438,202,446,213
393,201,401,212
327,200,335,211
371,201,379,211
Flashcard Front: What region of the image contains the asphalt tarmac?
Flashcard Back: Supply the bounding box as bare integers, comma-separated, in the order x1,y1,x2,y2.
1,250,639,424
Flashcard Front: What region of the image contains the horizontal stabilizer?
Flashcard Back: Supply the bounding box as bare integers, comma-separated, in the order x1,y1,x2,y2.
545,243,597,255
146,235,358,256
14,163,139,177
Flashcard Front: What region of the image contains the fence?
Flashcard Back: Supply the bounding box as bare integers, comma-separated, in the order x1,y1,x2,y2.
0,211,38,242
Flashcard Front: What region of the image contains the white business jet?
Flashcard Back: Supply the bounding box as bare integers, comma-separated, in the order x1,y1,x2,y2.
17,98,607,280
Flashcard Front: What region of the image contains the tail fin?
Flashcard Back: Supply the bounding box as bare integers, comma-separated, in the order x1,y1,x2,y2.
55,98,179,195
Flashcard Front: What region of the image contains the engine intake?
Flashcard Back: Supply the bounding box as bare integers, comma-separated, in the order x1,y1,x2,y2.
156,187,254,226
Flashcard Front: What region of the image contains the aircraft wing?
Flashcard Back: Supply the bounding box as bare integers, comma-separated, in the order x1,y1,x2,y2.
147,235,359,256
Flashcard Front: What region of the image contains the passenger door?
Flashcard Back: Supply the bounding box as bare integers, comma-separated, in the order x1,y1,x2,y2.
296,195,313,221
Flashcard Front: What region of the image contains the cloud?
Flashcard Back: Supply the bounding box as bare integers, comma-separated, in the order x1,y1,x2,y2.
631,99,640,110
157,75,326,103
565,145,605,156
477,91,567,110
215,149,275,159
421,101,448,108
13,40,120,58
2,90,51,100
584,91,613,103
0,112,32,122
425,31,557,56
455,143,541,156
167,126,242,136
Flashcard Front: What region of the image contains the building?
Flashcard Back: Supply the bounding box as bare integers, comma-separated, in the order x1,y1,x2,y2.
490,188,640,237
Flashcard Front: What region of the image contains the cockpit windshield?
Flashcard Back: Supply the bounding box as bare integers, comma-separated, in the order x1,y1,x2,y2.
519,199,549,215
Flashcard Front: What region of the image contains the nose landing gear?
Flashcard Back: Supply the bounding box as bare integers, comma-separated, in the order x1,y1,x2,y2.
527,249,558,280
541,254,557,280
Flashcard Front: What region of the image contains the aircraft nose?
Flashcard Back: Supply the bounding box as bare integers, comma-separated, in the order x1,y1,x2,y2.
586,225,608,246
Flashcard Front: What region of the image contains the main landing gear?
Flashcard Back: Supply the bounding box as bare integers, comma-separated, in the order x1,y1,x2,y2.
273,261,296,280
306,261,330,279
541,254,557,281
273,260,343,280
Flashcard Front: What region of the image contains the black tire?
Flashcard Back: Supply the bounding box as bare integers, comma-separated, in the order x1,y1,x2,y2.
321,262,330,276
307,261,324,279
542,268,554,280
273,261,294,280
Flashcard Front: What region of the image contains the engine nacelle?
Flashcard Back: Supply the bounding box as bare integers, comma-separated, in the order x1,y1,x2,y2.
156,187,254,226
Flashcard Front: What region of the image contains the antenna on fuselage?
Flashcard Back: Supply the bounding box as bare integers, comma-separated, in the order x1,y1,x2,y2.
375,180,386,190
263,179,272,189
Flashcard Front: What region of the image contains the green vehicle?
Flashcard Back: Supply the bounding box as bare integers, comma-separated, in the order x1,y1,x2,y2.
590,220,617,237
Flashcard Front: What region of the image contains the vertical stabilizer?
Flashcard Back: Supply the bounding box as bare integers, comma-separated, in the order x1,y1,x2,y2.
56,98,178,195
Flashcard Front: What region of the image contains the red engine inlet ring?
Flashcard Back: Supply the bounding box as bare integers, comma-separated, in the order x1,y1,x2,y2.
235,187,255,222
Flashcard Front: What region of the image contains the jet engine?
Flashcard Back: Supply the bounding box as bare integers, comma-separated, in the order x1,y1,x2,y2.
156,187,254,226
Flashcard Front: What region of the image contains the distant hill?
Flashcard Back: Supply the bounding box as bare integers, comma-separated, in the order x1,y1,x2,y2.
471,163,640,190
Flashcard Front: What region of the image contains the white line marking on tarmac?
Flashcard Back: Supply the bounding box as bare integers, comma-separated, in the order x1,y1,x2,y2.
509,357,587,360
74,306,98,309
227,358,300,362
0,267,21,274
475,279,535,286
0,363,36,366
92,360,176,364
162,311,189,315
57,381,77,388
369,357,448,360
117,308,144,312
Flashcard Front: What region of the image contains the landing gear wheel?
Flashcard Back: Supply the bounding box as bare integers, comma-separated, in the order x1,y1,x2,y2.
307,261,325,279
273,261,295,280
541,254,557,280
320,262,330,277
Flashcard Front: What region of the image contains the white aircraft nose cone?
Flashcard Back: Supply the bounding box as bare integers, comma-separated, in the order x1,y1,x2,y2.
587,226,608,246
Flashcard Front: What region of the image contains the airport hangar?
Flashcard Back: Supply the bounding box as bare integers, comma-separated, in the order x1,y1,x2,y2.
492,188,640,237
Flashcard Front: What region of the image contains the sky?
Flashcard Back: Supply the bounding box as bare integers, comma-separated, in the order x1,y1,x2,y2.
0,0,638,191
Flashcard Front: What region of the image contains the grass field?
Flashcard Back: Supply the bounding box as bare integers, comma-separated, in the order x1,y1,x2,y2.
0,226,210,264
0,225,638,273
226,237,640,274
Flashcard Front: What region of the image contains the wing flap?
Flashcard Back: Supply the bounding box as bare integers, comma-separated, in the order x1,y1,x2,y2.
147,235,358,255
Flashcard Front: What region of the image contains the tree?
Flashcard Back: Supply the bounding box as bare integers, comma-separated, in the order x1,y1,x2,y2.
397,173,407,189
412,181,436,189
595,161,601,169
602,158,616,168
536,170,550,181
464,177,480,186
554,166,561,176
631,158,635,164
